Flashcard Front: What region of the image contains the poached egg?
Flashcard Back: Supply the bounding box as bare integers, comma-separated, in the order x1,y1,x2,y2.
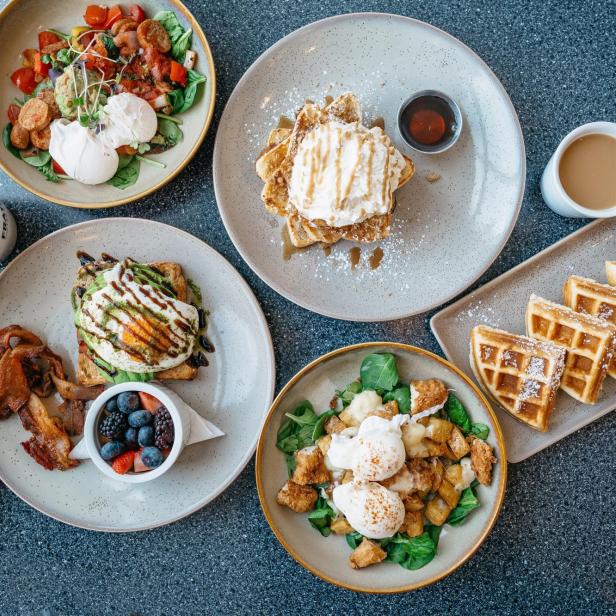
78,260,199,373
97,93,158,149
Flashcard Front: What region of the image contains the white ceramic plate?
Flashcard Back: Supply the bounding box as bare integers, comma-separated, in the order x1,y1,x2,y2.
256,343,506,593
0,218,275,531
0,0,216,208
431,219,616,463
213,13,525,321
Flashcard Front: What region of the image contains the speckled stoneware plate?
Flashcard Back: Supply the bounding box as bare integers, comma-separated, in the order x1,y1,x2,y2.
0,219,275,531
0,0,215,208
213,13,525,321
256,343,506,593
431,219,616,463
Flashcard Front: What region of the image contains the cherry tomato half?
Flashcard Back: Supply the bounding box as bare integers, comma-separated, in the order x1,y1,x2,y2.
38,31,60,50
10,67,37,94
103,5,124,29
7,104,21,125
84,5,108,27
169,60,187,86
128,4,145,23
33,52,51,77
52,160,66,175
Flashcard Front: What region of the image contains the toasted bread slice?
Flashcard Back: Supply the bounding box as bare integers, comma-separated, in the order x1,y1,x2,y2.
73,256,198,385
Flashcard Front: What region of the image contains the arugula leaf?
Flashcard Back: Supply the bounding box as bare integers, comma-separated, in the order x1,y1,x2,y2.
470,422,490,440
19,149,51,167
345,531,363,550
384,532,438,570
383,384,411,413
445,393,472,433
56,48,72,66
307,497,335,537
177,70,206,114
360,353,399,392
157,118,183,146
336,380,362,407
38,160,60,183
447,486,480,526
106,155,140,189
3,124,21,159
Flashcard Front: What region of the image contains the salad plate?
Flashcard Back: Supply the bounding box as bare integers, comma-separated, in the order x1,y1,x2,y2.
0,0,216,208
214,13,525,321
256,342,506,592
0,218,275,531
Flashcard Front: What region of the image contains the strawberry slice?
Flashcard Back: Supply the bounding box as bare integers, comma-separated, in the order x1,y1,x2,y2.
138,391,162,413
111,450,135,475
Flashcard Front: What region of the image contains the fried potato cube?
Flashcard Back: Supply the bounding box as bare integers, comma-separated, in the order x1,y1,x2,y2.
338,408,357,427
444,463,463,488
401,422,428,457
429,456,445,492
349,538,387,569
291,446,331,485
410,379,448,415
424,496,452,526
331,516,354,535
380,464,415,497
401,510,424,538
424,438,451,457
276,480,318,513
438,478,461,509
425,417,454,443
448,426,471,460
468,436,497,485
316,434,332,456
370,399,399,420
341,469,354,484
407,458,434,493
404,493,425,512
324,415,346,434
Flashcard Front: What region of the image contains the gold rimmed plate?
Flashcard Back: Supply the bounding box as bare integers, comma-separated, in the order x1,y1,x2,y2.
0,0,216,208
256,342,507,593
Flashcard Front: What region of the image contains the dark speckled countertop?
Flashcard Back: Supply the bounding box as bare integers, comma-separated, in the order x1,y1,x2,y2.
0,0,615,614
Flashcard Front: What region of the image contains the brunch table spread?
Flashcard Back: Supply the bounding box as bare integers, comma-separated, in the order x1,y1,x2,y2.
0,0,614,614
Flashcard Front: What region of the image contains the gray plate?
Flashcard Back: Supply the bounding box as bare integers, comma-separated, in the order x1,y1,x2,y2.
213,13,525,321
431,219,616,463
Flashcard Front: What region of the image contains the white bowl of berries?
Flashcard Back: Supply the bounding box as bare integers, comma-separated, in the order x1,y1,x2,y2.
70,381,220,483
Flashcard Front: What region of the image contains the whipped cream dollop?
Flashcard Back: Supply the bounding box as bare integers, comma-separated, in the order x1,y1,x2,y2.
288,120,406,227
332,480,405,539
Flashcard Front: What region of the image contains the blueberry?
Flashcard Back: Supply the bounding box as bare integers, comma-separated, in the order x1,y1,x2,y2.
138,426,154,447
128,410,153,428
141,446,164,469
100,441,126,461
106,397,118,413
124,427,139,446
117,392,140,414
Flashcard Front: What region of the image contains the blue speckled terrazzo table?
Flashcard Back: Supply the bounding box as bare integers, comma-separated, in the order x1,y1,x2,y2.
1,0,615,614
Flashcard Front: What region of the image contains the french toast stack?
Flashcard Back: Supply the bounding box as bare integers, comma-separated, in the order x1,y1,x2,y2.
470,261,616,431
255,93,415,248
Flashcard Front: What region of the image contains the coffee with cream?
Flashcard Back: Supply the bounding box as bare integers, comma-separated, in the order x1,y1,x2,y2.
559,134,616,210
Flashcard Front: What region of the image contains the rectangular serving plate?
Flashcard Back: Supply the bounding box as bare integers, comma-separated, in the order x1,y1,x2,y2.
430,218,616,462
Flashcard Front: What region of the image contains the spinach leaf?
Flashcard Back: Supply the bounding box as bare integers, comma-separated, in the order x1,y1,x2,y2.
56,48,72,66
425,523,442,545
38,160,60,183
384,532,437,570
307,497,335,537
154,11,186,44
346,531,363,549
336,380,362,407
177,70,206,114
167,88,185,114
470,422,490,440
172,28,192,62
445,393,472,433
312,410,336,441
3,124,21,159
106,155,140,189
276,400,318,455
100,34,119,60
383,384,411,413
19,149,51,167
157,118,183,146
447,486,480,526
360,353,399,392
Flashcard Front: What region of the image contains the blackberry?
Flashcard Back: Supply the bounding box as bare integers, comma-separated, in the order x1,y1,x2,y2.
99,412,128,439
154,407,174,449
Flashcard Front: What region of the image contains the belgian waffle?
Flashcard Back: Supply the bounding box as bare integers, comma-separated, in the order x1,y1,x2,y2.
470,325,566,431
563,275,616,378
606,261,616,286
255,93,415,248
526,295,616,404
